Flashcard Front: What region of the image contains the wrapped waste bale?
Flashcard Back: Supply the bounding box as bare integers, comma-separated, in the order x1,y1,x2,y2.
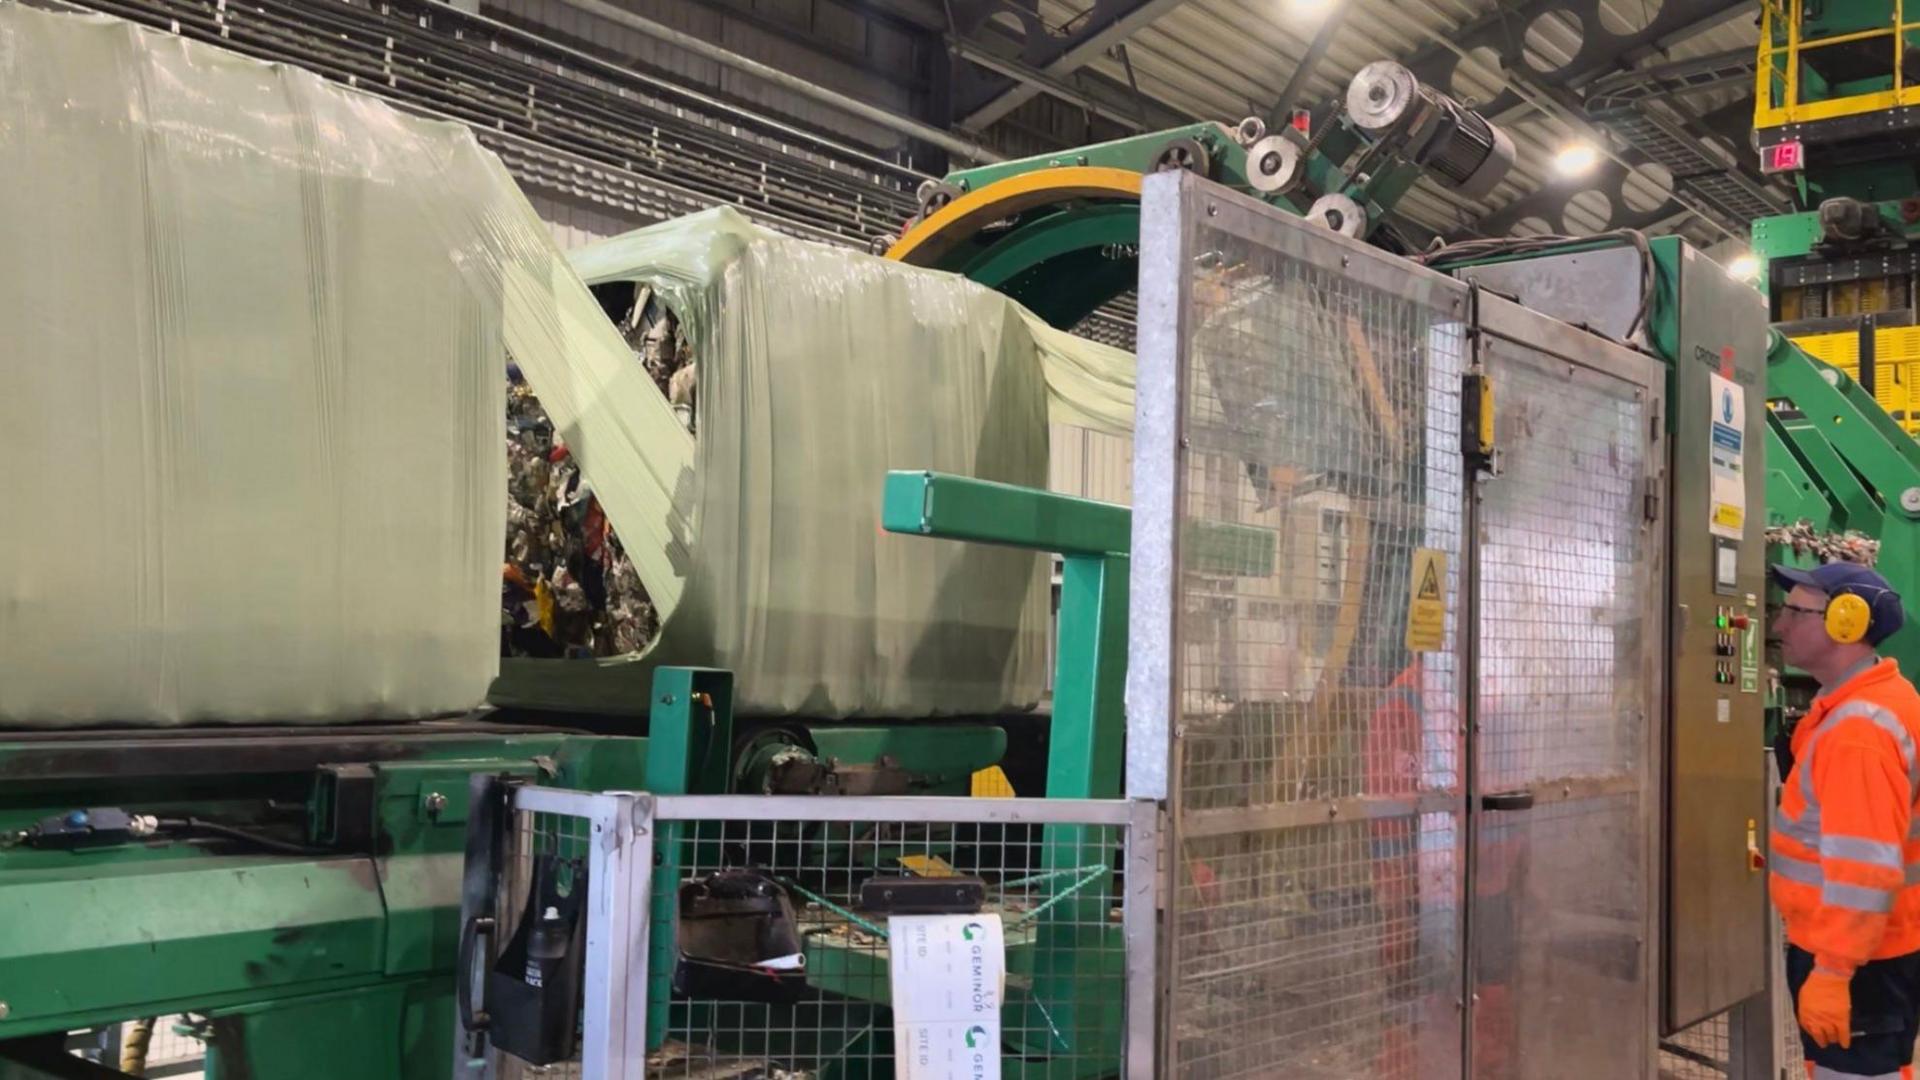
0,4,526,725
0,4,710,726
500,286,691,661
493,208,1137,718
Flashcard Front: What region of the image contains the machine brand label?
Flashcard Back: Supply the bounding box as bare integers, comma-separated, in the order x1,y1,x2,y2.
889,914,1004,1080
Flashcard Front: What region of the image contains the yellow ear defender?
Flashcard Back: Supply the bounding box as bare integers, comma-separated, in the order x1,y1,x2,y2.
1826,591,1875,645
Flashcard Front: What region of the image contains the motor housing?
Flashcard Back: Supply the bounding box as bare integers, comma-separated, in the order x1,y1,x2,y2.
1347,60,1516,200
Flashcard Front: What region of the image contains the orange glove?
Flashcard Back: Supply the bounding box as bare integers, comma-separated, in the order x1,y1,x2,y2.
1799,967,1853,1049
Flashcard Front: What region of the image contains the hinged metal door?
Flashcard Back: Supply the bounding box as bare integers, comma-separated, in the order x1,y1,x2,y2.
1462,293,1667,1080
1133,172,1668,1080
1132,171,1475,1080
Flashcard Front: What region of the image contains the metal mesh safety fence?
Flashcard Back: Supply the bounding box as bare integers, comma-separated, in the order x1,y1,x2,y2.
1134,172,1474,1080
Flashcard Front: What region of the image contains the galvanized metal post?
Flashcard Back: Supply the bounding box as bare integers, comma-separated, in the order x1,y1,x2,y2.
507,786,647,1078
1122,797,1162,1078
1724,991,1778,1080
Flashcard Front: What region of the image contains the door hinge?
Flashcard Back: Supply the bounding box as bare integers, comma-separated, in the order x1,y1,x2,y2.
1644,489,1661,523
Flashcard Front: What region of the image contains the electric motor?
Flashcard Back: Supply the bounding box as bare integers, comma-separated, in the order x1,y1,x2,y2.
1346,60,1515,200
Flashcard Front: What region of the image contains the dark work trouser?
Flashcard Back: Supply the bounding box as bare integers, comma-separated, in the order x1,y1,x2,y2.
1788,944,1920,1077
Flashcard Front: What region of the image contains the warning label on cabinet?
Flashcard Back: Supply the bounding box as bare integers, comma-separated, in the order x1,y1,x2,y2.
1710,373,1746,540
1405,548,1448,653
1741,621,1760,694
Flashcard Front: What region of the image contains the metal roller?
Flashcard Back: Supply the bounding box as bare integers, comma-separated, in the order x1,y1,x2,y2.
916,179,964,219
1347,60,1424,135
1243,134,1302,194
1308,192,1367,237
1153,137,1212,176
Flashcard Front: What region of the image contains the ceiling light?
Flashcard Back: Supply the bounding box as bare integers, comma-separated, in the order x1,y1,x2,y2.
1553,142,1598,177
1287,0,1333,16
1727,253,1761,281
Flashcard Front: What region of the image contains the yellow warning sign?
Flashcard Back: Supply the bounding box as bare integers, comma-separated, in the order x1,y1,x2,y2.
898,854,958,877
1406,548,1448,653
1713,504,1744,531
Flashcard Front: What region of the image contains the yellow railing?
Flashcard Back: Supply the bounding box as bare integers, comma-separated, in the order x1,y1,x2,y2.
1755,0,1920,128
1794,326,1920,433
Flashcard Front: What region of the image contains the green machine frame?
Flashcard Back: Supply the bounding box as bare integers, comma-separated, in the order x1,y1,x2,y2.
1744,0,1920,716
0,467,1152,1080
1765,331,1920,671
477,471,1141,1078
0,724,646,1079
890,119,1431,331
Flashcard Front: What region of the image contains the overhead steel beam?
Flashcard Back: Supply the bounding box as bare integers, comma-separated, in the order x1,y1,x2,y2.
1585,47,1757,111
946,0,1193,130
1405,0,1760,239
1265,1,1354,129
1394,0,1747,115
1612,0,1758,74
847,0,949,33
553,0,1004,161
948,36,1150,129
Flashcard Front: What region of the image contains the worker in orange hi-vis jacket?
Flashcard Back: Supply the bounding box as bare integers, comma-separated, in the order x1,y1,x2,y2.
1364,659,1431,1077
1769,561,1920,1079
1365,659,1522,1079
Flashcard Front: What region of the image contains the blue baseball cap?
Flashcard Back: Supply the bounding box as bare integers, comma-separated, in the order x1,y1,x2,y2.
1771,562,1906,645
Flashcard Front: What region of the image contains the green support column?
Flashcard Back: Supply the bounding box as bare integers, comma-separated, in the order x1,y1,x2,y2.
1774,414,1884,532
1028,549,1128,1074
1769,338,1920,673
642,667,735,1051
882,471,1130,1076
1047,551,1128,801
1765,418,1840,531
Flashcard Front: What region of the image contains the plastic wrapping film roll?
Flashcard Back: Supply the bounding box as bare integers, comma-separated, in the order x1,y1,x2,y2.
494,209,1138,717
0,2,1136,723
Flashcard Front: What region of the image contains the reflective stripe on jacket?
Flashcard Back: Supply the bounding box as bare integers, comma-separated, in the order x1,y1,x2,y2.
1773,658,1920,974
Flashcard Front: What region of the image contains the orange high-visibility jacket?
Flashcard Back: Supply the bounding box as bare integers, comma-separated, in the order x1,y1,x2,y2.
1773,658,1920,974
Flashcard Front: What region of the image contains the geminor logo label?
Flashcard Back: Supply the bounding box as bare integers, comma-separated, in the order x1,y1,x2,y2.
965,1025,988,1049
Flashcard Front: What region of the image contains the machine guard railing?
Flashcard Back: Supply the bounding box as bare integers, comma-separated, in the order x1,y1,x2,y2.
462,789,1161,1078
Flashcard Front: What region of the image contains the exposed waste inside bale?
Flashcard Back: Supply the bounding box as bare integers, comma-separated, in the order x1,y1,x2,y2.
1765,519,1880,566
613,281,697,433
500,283,691,660
492,206,1127,716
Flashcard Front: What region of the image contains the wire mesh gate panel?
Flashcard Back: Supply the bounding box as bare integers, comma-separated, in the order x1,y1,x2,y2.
1130,173,1671,1079
1466,300,1667,1080
484,802,602,1080
479,791,1158,1078
1131,172,1474,1080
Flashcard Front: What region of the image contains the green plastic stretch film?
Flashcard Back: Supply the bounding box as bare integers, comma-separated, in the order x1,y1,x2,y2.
0,3,1135,723
497,209,1136,718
